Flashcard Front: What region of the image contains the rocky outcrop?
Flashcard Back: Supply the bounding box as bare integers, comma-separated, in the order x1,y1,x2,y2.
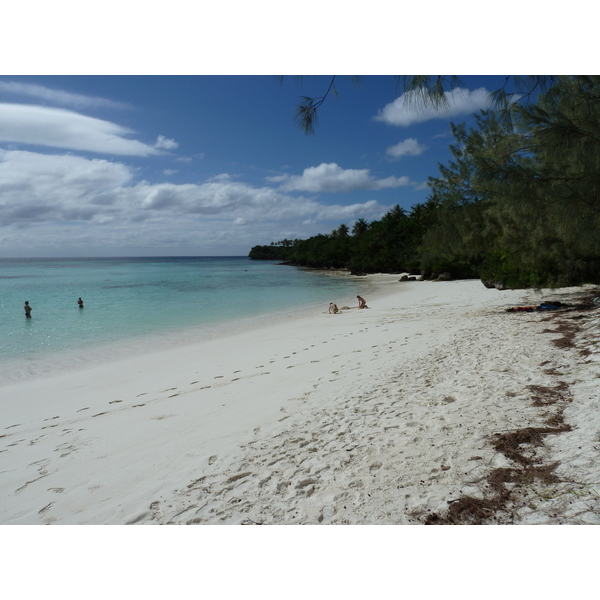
482,279,507,290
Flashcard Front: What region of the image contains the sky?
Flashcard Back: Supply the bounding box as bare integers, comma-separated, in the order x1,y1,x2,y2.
0,2,589,258
0,74,519,257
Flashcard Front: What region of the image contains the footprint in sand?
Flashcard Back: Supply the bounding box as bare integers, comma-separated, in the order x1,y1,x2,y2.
214,376,224,379
168,393,180,398
6,424,21,429
76,408,89,412
109,400,122,404
92,412,107,417
132,404,145,408
209,455,218,465
190,381,199,385
38,502,54,516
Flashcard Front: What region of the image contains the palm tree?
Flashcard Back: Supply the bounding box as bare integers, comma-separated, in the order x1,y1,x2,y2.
337,223,350,238
352,218,369,236
382,204,407,222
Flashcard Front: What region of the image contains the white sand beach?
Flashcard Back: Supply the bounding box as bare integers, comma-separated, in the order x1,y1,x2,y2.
1,276,600,525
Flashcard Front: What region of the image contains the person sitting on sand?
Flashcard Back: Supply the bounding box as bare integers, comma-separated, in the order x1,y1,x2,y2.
357,295,368,309
78,297,84,309
24,301,32,318
329,303,340,314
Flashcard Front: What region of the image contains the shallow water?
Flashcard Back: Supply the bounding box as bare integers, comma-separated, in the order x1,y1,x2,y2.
0,257,371,383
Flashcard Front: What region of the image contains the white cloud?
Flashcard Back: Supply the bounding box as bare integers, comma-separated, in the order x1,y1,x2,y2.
163,169,178,175
313,200,383,221
0,103,163,156
0,149,134,225
375,87,493,127
386,138,427,159
155,135,178,150
264,174,287,184
0,150,389,255
0,81,130,110
208,173,234,182
268,163,411,193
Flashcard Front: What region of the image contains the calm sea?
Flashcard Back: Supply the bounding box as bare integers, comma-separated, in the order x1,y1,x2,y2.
0,257,371,384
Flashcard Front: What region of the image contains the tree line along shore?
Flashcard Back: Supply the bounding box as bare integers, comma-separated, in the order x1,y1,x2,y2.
250,76,600,290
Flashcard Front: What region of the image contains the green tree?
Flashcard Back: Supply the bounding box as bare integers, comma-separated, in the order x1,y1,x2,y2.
352,218,369,236
420,76,600,286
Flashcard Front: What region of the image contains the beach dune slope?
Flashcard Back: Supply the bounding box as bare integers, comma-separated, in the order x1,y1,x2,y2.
1,277,599,524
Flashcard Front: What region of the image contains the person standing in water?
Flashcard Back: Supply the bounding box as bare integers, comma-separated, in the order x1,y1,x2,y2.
24,301,32,318
78,297,84,309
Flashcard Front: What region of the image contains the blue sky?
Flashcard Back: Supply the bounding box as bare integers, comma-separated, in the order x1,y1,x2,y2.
0,74,520,257
0,1,588,258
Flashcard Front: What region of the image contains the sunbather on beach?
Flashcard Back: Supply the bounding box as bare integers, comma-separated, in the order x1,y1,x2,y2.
357,295,368,309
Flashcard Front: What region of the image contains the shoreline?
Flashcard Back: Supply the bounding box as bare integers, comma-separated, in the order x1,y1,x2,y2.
0,268,380,386
1,277,599,524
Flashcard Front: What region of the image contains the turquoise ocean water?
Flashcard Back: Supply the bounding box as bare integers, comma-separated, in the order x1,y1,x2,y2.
0,257,371,383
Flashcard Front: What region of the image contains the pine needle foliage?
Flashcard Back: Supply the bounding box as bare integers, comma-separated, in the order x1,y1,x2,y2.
422,75,600,287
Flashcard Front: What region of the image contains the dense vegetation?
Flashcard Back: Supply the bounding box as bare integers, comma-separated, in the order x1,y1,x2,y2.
249,201,440,276
250,76,600,288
